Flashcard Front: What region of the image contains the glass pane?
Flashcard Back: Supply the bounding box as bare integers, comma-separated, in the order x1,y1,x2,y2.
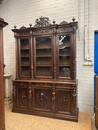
36,36,52,77
58,35,71,78
20,39,29,49
36,67,52,76
20,38,31,77
21,67,31,77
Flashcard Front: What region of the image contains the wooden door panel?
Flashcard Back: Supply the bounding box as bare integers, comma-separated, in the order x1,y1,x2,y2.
55,88,72,114
16,87,29,108
34,87,52,112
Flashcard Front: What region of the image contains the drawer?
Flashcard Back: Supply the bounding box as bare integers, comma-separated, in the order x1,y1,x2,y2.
55,83,76,89
13,81,30,86
31,82,54,87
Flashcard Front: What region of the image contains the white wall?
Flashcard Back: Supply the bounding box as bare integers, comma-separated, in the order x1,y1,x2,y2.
0,0,96,114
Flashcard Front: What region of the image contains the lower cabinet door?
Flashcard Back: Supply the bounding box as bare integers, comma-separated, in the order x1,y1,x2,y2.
15,85,30,109
34,87,52,112
55,88,73,114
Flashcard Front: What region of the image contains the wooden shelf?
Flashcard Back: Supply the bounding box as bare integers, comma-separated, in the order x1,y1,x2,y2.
36,47,51,50
37,66,52,67
21,65,30,67
59,54,70,57
21,56,30,58
21,48,29,51
36,55,52,58
36,65,52,67
59,64,70,67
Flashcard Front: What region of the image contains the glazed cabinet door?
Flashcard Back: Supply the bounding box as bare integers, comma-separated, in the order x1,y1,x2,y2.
56,33,74,80
55,88,76,115
34,36,54,79
17,37,31,79
33,87,52,112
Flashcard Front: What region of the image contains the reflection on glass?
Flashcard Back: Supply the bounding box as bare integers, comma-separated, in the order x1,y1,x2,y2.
58,35,71,78
59,35,70,49
59,67,71,77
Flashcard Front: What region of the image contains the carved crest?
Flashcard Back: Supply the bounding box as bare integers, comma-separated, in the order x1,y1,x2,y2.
60,21,68,25
20,26,27,29
34,16,51,27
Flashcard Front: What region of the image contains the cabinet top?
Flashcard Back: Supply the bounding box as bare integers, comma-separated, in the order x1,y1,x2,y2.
13,79,78,85
0,17,8,27
12,16,78,33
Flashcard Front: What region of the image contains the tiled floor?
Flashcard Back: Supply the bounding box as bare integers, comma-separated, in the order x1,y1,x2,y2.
5,104,91,130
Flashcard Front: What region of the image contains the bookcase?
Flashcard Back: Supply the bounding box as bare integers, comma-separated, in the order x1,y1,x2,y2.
12,17,78,121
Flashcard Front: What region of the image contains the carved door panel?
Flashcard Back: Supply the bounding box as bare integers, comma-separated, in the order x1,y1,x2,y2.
55,88,73,114
15,85,30,109
34,87,52,112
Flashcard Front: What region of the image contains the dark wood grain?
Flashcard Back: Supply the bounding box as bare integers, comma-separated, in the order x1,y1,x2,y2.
0,18,8,130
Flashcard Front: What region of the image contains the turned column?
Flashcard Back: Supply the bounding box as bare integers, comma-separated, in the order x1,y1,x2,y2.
0,18,8,130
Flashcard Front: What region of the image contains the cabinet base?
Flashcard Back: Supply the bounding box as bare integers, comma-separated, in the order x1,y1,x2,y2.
12,107,79,122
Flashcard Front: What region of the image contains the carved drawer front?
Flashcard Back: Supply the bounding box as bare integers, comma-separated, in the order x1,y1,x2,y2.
34,87,52,112
15,85,31,109
55,88,73,114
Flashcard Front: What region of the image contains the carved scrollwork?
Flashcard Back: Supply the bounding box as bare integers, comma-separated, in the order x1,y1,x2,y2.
72,89,77,97
34,16,51,27
63,96,70,103
29,87,32,99
13,85,16,98
22,91,27,99
39,92,47,102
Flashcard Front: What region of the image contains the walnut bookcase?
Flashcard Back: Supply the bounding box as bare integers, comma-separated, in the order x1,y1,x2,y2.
12,17,78,121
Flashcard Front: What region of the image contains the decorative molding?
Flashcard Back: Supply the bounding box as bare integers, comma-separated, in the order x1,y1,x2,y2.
34,16,51,27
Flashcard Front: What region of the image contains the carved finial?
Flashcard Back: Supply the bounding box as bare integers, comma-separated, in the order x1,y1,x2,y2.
72,17,75,22
14,25,17,29
29,24,32,27
53,19,56,25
